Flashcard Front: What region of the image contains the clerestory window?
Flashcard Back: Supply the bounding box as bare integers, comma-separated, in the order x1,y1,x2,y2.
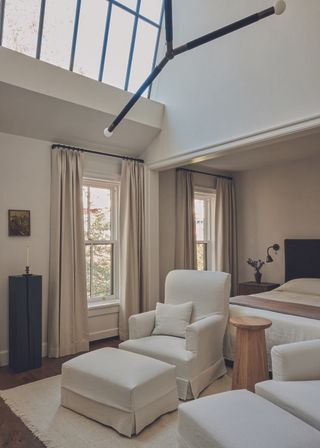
0,0,163,97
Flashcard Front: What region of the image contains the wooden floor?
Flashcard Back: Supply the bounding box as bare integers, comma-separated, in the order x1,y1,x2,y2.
0,338,119,448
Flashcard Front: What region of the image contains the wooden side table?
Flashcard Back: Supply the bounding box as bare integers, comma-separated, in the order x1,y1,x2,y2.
238,282,280,296
230,316,272,393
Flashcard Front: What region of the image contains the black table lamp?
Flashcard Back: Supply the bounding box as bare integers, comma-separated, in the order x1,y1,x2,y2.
266,243,280,263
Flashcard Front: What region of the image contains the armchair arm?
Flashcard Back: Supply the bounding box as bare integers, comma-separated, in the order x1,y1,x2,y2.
271,339,320,381
186,314,227,369
128,310,156,340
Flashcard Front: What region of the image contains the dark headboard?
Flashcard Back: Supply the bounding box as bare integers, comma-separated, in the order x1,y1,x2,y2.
285,239,320,282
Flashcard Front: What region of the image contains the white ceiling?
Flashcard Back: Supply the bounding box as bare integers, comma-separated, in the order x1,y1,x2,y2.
196,130,320,173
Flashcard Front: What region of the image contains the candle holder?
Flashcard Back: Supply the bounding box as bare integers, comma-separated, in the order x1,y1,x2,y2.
24,266,31,276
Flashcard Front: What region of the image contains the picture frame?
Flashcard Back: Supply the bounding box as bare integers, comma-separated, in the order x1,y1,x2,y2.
8,210,31,236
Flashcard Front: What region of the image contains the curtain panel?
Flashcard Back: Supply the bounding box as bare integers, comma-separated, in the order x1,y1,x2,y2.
175,170,197,269
215,177,238,295
48,149,89,358
119,160,147,341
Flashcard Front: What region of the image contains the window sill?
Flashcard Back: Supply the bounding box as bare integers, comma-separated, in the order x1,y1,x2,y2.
88,300,120,310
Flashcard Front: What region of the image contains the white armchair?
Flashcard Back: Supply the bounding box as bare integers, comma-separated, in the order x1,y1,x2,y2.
256,339,320,431
119,270,231,400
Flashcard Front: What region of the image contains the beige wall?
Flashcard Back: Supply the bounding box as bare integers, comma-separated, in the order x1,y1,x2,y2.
0,132,51,365
0,132,120,366
236,154,320,285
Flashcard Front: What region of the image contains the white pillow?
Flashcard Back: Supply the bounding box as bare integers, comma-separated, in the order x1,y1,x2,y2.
276,278,320,296
152,301,193,338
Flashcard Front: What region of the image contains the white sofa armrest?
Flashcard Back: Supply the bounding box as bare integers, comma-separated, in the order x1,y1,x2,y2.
128,310,156,340
271,339,320,381
185,314,226,369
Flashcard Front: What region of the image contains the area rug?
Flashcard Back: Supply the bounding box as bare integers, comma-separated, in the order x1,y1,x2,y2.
0,371,232,448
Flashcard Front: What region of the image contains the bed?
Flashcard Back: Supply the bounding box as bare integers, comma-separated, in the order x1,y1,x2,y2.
224,239,320,365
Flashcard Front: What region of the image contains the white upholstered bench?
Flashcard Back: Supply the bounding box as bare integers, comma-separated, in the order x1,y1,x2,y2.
177,389,320,448
61,348,178,437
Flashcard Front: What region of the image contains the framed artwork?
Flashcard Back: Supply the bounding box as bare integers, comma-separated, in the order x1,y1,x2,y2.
8,210,31,236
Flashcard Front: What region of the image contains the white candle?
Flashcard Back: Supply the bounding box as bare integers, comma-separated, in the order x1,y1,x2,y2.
26,247,30,267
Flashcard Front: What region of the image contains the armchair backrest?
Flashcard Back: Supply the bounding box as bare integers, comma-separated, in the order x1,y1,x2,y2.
165,270,231,322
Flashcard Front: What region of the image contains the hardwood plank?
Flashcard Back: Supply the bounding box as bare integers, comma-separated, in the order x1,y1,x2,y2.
0,338,119,448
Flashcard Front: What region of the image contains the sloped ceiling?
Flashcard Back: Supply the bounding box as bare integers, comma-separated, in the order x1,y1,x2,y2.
0,48,164,156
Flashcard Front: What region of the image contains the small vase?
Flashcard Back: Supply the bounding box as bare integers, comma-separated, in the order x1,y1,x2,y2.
254,271,262,284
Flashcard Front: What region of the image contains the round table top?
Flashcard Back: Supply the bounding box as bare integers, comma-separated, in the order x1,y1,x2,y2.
229,316,272,330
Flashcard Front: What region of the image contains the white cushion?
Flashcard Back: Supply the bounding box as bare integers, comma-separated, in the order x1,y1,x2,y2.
152,301,193,338
271,340,320,381
276,278,320,295
165,270,230,322
177,390,320,448
256,380,320,431
120,335,197,379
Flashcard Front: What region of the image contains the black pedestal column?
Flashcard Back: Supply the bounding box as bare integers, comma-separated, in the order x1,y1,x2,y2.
9,275,42,372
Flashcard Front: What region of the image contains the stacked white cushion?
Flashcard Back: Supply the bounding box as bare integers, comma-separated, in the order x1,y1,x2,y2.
152,301,193,338
61,348,178,437
256,380,320,431
177,390,320,448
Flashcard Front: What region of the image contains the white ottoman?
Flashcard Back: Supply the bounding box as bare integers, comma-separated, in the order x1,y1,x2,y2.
61,348,178,437
177,390,320,448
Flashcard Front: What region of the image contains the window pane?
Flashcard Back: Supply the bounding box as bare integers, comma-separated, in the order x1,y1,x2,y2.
103,6,134,89
41,0,77,69
119,0,137,10
88,186,112,241
195,199,205,241
73,0,107,79
197,243,207,271
140,0,162,23
82,185,89,240
2,0,41,57
128,19,158,94
85,245,91,299
92,244,113,298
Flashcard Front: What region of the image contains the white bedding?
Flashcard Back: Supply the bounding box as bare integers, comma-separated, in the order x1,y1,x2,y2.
224,289,320,366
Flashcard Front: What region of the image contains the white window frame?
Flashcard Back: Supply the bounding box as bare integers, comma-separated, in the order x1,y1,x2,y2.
83,178,120,305
194,188,216,271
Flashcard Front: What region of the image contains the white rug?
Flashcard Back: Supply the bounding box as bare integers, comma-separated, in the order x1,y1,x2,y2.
0,371,232,448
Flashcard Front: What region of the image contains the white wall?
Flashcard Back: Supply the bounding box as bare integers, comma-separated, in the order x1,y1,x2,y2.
236,153,320,285
0,132,50,365
0,132,120,366
146,0,320,168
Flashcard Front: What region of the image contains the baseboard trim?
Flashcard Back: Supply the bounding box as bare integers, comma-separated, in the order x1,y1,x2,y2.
0,342,48,367
89,328,119,342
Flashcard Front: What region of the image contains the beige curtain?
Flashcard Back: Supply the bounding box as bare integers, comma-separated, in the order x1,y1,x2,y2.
175,170,196,269
215,177,238,295
48,148,89,358
119,160,147,341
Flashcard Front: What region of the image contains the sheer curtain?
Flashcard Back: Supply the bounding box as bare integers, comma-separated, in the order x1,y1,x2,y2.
175,170,196,269
119,160,147,341
215,177,238,295
48,148,89,358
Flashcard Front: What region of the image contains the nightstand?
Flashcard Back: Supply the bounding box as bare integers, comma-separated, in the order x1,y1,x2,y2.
238,281,280,296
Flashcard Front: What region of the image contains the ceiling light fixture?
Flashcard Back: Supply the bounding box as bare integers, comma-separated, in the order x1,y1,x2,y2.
104,0,286,137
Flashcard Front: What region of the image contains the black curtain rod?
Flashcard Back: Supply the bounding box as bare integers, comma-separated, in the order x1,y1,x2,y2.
51,144,144,164
177,167,233,181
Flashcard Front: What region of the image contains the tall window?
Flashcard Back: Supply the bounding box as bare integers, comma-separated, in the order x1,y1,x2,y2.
0,0,163,97
194,192,215,271
82,180,119,303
